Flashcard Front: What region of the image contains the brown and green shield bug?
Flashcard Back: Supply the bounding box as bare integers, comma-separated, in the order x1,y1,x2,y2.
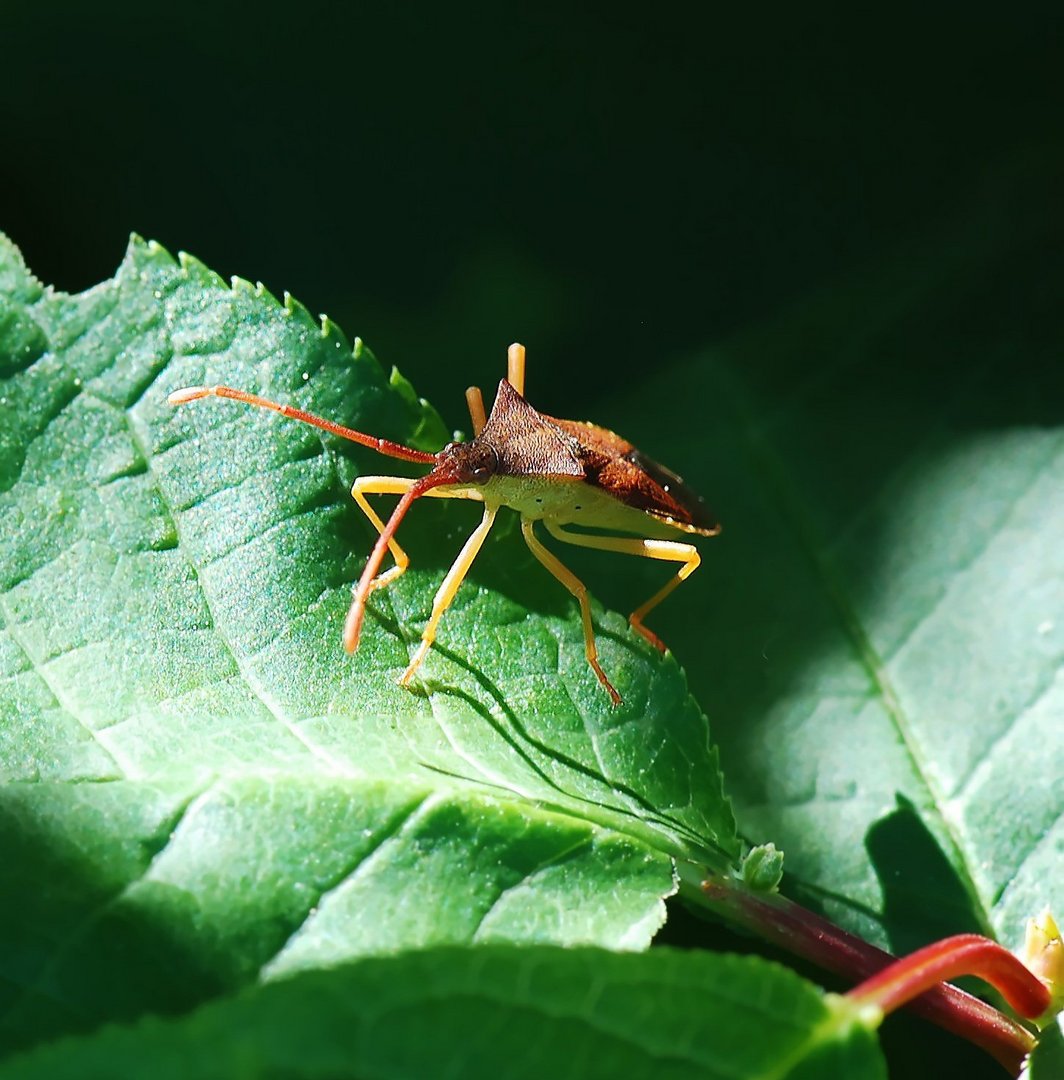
169,344,719,704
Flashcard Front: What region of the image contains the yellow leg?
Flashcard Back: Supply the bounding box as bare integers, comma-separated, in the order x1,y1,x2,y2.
507,342,526,396
521,518,622,706
350,476,415,594
349,474,484,608
401,504,498,686
351,476,480,589
544,521,700,653
465,386,487,436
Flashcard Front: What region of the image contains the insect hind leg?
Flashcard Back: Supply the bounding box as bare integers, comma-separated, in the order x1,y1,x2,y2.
507,343,526,396
521,518,622,706
543,521,700,654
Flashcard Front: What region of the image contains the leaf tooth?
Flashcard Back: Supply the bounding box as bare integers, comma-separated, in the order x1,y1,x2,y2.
230,274,256,295
387,365,420,405
282,291,318,331
385,361,449,447
318,314,351,353
254,280,282,306
0,230,44,296
176,250,227,290
128,234,179,271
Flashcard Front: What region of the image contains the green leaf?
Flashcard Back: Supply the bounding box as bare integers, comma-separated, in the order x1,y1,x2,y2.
0,235,737,1053
0,946,886,1080
0,779,676,1050
1028,1016,1064,1079
599,168,1064,953
741,843,785,892
0,236,735,861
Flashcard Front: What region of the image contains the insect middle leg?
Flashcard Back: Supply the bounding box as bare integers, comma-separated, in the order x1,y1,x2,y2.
543,521,700,653
507,342,526,396
400,504,498,686
520,517,622,706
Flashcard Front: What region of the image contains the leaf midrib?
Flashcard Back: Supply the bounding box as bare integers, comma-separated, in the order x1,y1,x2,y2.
727,379,998,939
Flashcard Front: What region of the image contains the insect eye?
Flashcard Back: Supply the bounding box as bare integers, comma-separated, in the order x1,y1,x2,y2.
466,444,499,485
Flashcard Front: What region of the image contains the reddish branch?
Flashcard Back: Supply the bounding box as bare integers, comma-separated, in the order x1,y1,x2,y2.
695,875,1048,1075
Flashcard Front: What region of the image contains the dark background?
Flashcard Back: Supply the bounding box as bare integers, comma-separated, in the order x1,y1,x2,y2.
4,4,1060,421
3,6,1060,1076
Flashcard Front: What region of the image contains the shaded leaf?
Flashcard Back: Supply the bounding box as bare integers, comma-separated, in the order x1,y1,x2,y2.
0,779,672,1051
1027,1017,1064,1079
597,165,1064,952
0,946,886,1080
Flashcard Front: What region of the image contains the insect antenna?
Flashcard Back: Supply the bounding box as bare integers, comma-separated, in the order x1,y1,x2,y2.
168,385,437,464
343,471,454,653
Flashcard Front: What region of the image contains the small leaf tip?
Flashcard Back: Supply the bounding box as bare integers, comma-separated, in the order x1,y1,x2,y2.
741,843,784,891
1021,908,1064,1018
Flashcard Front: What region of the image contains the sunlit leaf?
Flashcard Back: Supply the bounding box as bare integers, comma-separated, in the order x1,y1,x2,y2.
0,234,736,1054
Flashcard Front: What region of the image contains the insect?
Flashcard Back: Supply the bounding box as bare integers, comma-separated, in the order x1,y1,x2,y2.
168,344,719,704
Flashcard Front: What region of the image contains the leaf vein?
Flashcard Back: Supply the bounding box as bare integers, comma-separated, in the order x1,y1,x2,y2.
732,382,997,938
258,792,438,977
469,834,596,942
880,441,1061,668
0,599,126,777
952,662,1063,803
994,812,1064,911
120,405,353,777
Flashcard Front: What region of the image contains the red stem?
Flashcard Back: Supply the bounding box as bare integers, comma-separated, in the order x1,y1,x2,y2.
849,934,1050,1020
694,874,1038,1075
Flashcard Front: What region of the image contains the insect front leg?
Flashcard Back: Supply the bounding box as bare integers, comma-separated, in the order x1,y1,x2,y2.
543,521,701,653
351,476,418,594
351,476,483,594
345,479,486,660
